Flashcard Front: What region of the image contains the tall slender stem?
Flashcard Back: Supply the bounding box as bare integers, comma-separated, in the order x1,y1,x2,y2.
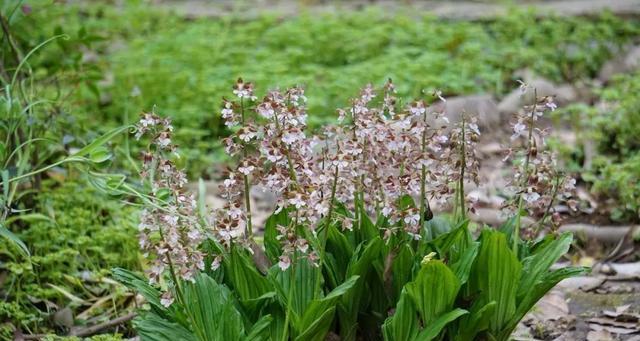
458,115,466,221
315,166,339,295
514,89,537,253
239,98,254,239
419,111,430,230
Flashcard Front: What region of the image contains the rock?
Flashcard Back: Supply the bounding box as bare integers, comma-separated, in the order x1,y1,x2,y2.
598,45,640,83
428,94,499,130
53,307,74,328
498,77,578,115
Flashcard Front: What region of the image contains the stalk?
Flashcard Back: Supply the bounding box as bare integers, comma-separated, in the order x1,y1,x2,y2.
458,115,466,221
239,98,254,239
419,111,431,230
314,166,339,295
513,90,537,253
533,175,562,235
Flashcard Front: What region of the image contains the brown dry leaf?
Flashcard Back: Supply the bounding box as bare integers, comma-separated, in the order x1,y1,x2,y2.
530,291,570,321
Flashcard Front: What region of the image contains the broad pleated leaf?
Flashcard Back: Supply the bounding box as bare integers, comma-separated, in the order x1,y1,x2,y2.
406,260,460,326
415,308,468,341
471,229,522,336
382,289,419,341
135,313,196,341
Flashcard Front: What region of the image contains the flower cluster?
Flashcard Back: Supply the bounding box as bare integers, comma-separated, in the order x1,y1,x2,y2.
135,113,205,306
133,79,575,301
502,84,576,231
212,79,465,264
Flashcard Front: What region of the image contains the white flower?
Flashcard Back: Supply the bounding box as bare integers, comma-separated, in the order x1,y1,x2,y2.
381,206,393,217
523,191,540,203
315,203,329,216
223,177,237,188
211,256,222,270
403,213,420,226
157,135,171,148
278,255,291,271
282,131,302,145
239,130,256,142
238,164,255,175
288,195,306,209
160,292,174,307
221,107,234,119
187,229,202,241
511,122,527,140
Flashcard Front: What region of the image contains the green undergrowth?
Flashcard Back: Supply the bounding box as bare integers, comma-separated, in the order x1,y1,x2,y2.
558,72,640,221
0,180,140,337
10,0,639,176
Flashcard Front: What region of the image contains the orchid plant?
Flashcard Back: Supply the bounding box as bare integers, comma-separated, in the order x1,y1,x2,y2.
115,79,586,341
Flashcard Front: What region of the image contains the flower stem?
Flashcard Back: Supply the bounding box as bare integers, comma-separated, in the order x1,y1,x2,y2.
239,98,254,239
514,89,537,253
458,115,466,221
419,111,431,233
315,165,339,295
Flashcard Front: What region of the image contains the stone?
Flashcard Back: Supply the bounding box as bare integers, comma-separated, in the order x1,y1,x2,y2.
428,94,500,130
498,77,577,116
598,45,640,83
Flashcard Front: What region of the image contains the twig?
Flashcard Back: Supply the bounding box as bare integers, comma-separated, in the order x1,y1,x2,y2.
18,313,136,340
69,312,136,337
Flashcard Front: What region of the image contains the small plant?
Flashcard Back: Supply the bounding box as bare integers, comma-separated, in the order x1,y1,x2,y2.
115,79,585,341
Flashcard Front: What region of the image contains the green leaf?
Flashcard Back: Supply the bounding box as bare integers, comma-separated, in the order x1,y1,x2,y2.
183,273,245,341
295,276,359,340
135,313,196,341
416,308,468,341
502,266,587,339
224,246,271,301
454,301,497,341
406,260,460,326
517,233,573,299
430,219,472,263
71,125,132,158
357,202,378,242
263,208,290,262
382,289,419,341
337,236,383,339
391,243,415,300
0,223,30,258
294,307,336,341
4,213,55,227
112,268,169,317
423,216,453,241
245,315,273,341
450,241,479,286
470,229,522,335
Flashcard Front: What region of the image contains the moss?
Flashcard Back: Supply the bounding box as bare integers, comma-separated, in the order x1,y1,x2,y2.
0,179,140,334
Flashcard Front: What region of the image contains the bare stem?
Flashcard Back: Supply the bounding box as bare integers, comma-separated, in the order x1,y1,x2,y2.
239,98,254,239
419,111,428,230
458,115,466,221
